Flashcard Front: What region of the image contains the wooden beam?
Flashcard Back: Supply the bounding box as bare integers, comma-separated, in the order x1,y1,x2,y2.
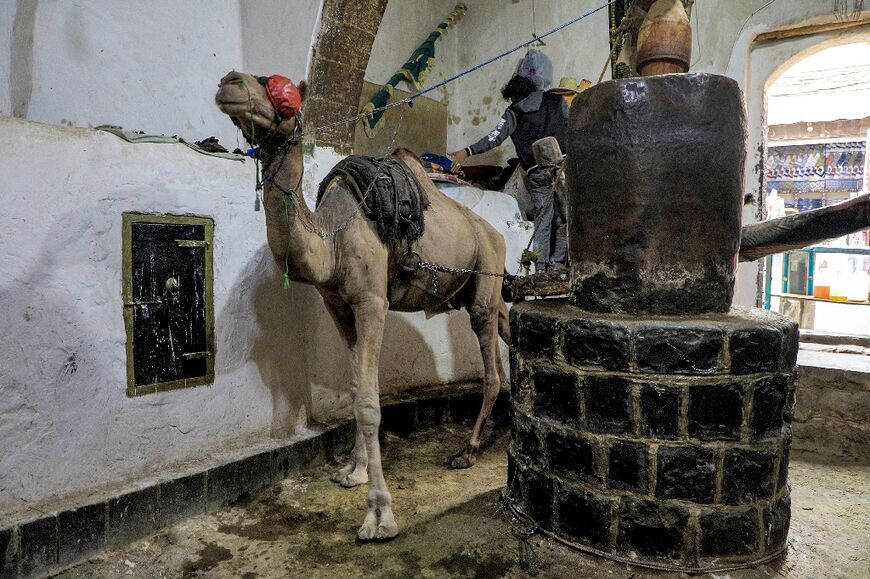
755,18,870,43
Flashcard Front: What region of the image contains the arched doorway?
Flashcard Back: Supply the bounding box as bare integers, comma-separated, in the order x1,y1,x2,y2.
762,40,870,335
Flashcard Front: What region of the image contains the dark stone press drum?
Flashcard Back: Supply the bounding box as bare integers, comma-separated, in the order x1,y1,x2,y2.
565,73,745,316
508,74,797,572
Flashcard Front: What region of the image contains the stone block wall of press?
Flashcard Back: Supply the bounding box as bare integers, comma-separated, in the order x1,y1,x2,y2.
507,300,798,572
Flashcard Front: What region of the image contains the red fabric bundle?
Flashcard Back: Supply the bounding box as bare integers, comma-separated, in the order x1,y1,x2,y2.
265,75,301,118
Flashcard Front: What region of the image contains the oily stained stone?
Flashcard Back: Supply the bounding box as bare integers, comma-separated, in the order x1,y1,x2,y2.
688,381,745,440
562,318,630,370
565,74,746,315
721,447,778,505
634,326,724,374
617,497,690,561
555,483,614,549
638,383,681,439
655,445,717,504
698,508,760,558
523,469,555,527
510,74,796,571
532,367,582,428
763,492,792,553
729,326,783,375
545,430,599,483
585,375,633,434
750,375,789,441
607,440,649,493
509,299,798,570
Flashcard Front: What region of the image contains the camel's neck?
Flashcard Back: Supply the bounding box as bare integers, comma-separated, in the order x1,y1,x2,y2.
261,144,332,285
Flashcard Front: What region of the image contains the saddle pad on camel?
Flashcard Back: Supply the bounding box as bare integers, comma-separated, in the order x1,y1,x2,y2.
317,156,430,245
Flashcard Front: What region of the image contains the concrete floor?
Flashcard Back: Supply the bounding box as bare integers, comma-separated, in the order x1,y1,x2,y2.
55,423,869,579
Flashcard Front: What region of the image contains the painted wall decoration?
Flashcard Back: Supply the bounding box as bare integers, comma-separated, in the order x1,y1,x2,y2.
766,141,867,196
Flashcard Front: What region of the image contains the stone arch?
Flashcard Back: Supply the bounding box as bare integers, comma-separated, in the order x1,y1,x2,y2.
305,0,389,153
765,32,870,92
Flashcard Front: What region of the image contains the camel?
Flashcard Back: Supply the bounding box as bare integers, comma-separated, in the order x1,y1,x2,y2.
215,71,511,541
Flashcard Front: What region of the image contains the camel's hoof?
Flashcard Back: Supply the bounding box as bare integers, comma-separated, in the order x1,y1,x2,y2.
339,469,367,488
357,508,399,542
331,463,367,488
445,449,477,469
357,522,399,542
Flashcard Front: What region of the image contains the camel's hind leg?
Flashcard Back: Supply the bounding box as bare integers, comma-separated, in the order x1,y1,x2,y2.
447,290,503,469
496,298,510,386
498,297,510,343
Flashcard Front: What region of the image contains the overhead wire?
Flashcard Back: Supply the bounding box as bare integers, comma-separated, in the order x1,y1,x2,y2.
298,0,616,140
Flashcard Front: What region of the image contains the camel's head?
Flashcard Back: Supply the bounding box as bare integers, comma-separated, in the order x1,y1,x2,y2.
215,71,307,147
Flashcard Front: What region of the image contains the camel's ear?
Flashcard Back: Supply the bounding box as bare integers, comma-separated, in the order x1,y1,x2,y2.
297,80,308,102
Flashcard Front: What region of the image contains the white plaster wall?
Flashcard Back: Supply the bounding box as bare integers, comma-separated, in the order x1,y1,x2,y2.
241,0,323,82
0,116,525,517
0,0,529,521
7,1,244,148
0,117,314,521
0,2,16,115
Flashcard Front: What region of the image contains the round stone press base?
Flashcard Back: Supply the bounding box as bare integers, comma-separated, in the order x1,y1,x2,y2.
504,498,788,574
508,299,797,572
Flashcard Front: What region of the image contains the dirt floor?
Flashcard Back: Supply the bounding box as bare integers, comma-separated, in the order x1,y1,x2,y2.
55,422,869,579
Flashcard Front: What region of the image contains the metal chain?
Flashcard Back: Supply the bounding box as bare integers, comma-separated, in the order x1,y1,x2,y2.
416,260,512,296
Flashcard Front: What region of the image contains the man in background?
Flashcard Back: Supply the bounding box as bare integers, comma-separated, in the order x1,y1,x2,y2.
451,74,568,272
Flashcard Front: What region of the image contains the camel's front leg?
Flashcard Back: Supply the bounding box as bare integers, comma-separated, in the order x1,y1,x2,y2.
322,299,369,488
351,296,398,541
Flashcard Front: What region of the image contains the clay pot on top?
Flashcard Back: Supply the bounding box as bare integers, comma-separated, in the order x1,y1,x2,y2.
636,0,692,76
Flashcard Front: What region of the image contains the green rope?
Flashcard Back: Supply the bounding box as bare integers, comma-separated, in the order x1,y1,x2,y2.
281,192,293,288
244,82,299,290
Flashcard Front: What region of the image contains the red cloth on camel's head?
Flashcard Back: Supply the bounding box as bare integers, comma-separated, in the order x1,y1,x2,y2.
265,75,301,118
